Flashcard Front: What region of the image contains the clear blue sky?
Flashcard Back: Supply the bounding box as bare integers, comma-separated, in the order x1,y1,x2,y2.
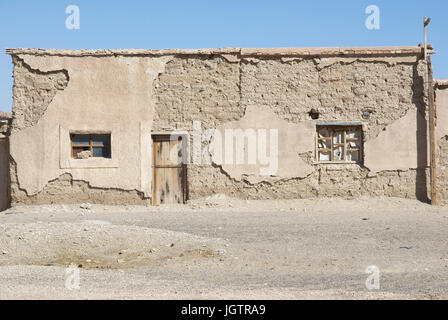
0,0,447,112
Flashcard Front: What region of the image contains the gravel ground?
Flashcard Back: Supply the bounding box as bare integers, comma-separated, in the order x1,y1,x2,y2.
0,196,447,299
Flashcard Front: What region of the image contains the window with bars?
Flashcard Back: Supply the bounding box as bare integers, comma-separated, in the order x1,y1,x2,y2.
316,126,362,163
71,134,111,159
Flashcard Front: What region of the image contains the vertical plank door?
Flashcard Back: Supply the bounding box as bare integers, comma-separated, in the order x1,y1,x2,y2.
152,135,185,205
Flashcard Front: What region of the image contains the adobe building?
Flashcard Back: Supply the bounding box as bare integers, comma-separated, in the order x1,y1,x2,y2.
2,46,448,207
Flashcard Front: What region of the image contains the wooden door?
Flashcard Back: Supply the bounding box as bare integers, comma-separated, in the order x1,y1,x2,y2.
152,135,186,205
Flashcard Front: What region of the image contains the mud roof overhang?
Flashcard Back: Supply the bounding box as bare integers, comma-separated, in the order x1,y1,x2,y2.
5,45,434,58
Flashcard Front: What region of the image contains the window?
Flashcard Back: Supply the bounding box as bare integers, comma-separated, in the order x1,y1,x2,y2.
71,134,111,159
316,126,362,163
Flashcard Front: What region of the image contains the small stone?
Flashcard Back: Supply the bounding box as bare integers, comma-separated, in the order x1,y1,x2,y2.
169,243,175,247
80,203,91,210
86,259,91,263
2,250,7,255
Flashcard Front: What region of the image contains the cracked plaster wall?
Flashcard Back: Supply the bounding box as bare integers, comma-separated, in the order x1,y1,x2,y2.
10,54,171,204
435,85,448,203
153,54,430,201
8,49,435,204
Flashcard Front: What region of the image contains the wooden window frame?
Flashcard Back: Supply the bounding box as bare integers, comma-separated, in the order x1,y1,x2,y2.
70,133,111,159
315,125,363,164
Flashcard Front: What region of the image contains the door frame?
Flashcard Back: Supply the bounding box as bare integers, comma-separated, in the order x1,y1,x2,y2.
151,131,189,205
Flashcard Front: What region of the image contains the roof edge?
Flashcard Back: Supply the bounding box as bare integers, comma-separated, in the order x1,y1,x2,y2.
5,45,433,58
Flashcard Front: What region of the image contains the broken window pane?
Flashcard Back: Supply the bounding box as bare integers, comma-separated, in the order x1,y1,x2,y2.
318,140,330,149
316,126,362,163
346,129,360,139
333,131,344,144
319,151,331,161
318,128,330,138
333,146,344,160
348,141,359,148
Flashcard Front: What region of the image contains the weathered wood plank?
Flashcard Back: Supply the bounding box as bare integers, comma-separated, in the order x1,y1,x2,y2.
152,136,185,205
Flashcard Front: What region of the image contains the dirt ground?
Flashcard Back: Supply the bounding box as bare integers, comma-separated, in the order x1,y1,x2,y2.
0,195,447,299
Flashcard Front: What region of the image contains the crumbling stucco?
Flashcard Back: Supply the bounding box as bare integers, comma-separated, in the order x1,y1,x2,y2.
186,53,428,200
187,163,429,201
210,105,315,183
10,163,147,205
153,56,242,131
11,57,68,133
241,57,425,141
436,135,448,203
7,46,436,204
436,82,448,140
364,108,424,173
9,54,171,202
435,82,448,203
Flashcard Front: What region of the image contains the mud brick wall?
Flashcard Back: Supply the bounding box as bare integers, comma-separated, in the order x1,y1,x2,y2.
435,81,448,204
6,47,439,204
152,53,430,202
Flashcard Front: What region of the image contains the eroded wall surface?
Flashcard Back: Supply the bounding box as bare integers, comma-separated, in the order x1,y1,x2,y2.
151,53,430,201
435,83,448,203
8,47,435,204
10,54,170,204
